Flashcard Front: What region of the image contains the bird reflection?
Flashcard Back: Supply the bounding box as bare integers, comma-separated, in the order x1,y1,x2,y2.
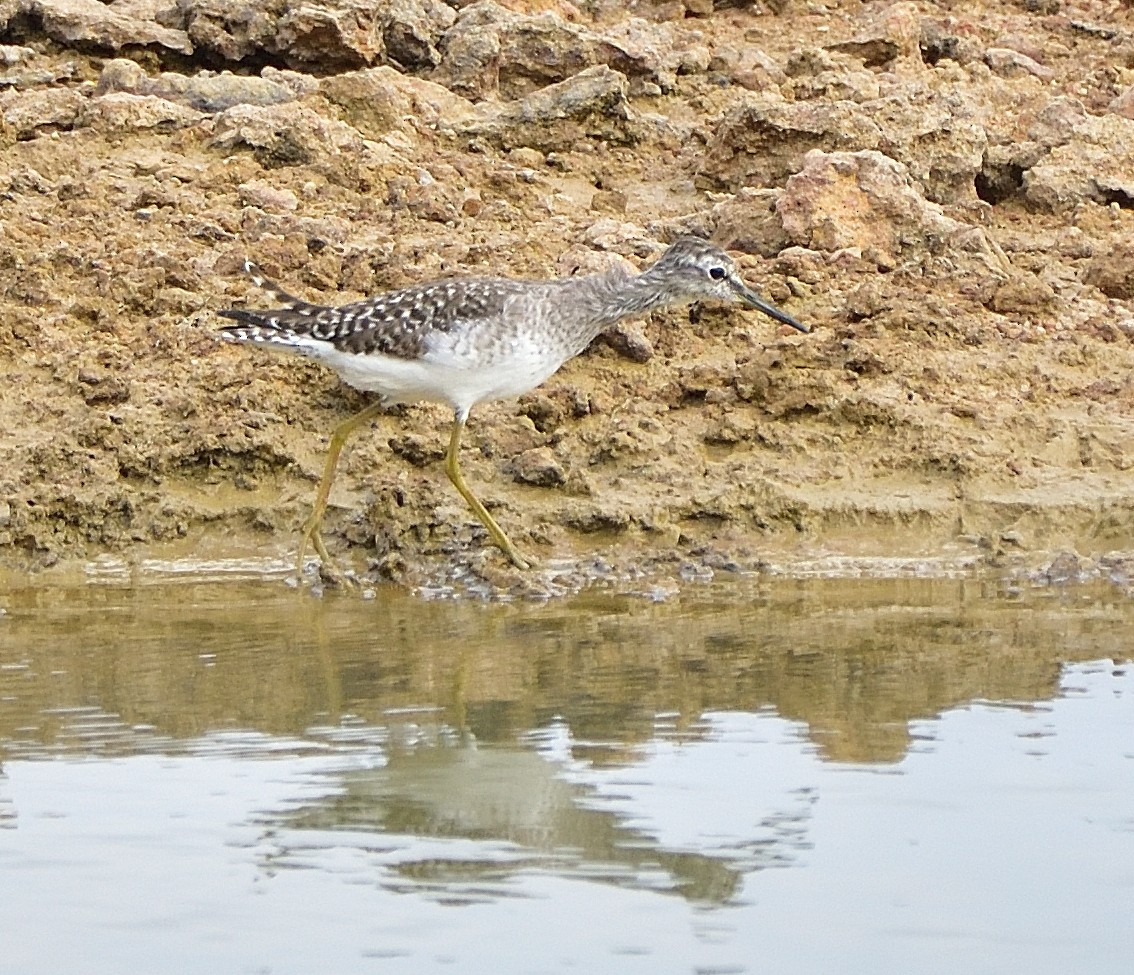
264,732,812,906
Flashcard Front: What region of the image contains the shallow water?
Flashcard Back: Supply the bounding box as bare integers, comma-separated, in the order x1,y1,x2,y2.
1,575,1132,974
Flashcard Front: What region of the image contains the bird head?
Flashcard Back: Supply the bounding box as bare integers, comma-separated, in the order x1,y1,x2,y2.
647,237,809,333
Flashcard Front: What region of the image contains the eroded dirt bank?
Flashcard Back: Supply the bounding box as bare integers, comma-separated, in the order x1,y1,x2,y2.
1,0,1133,595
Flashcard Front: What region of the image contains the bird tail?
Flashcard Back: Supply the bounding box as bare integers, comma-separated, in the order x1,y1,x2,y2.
217,261,330,345
238,261,325,317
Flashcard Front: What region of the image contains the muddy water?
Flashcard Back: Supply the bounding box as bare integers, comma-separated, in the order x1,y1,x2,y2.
1,574,1131,974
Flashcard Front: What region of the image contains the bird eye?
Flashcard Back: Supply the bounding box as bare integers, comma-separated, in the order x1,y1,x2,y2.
709,266,726,280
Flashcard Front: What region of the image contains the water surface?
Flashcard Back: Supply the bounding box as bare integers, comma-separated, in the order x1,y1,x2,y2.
1,576,1131,973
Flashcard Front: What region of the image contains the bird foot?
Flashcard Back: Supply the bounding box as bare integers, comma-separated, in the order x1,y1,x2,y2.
506,550,534,571
295,529,360,589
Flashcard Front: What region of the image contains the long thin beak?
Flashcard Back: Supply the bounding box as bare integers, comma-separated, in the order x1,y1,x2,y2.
739,285,810,333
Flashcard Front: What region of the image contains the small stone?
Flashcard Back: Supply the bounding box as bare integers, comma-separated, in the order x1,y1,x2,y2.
508,146,544,168
990,275,1056,315
984,48,1054,81
389,434,446,467
511,447,566,488
1083,240,1134,300
590,188,627,213
237,179,299,212
0,45,36,66
602,323,653,363
76,367,130,405
1108,85,1134,121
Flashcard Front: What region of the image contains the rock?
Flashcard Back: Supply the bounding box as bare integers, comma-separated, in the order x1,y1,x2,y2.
826,0,924,71
373,0,457,70
388,433,446,467
860,87,987,203
0,44,34,66
1108,85,1134,121
175,0,280,62
320,65,476,139
984,47,1054,81
553,245,636,278
76,91,205,131
785,46,881,101
559,502,631,533
176,0,455,69
511,446,566,488
978,141,1045,204
0,86,86,139
700,95,882,192
590,188,627,213
209,102,370,173
601,323,653,363
1083,240,1134,300
237,179,299,212
1038,552,1084,585
0,0,193,54
703,413,752,445
682,188,790,258
775,149,965,268
989,275,1056,315
918,20,982,67
250,1,380,66
385,172,460,222
699,86,987,204
76,366,130,405
580,218,658,257
1023,114,1134,211
455,64,637,152
96,60,300,112
1026,95,1088,147
434,2,676,101
712,43,786,93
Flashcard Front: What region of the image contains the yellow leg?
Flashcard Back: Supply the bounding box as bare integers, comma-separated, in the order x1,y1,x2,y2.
297,401,388,580
445,412,530,570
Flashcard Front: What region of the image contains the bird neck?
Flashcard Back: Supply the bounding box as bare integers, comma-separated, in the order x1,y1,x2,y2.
569,265,681,334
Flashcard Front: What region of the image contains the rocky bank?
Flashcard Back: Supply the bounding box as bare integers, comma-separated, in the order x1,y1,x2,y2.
1,0,1133,596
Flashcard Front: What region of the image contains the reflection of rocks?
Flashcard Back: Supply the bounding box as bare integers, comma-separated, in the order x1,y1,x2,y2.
3,579,1133,767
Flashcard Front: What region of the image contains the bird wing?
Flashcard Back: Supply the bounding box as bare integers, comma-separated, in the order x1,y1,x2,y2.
218,275,535,361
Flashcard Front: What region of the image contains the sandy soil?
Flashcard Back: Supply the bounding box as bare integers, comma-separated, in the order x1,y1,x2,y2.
1,0,1132,595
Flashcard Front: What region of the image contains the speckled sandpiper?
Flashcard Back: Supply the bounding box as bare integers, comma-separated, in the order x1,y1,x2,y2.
217,236,809,578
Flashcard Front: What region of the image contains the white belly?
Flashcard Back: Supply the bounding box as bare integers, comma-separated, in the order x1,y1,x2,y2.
316,342,565,414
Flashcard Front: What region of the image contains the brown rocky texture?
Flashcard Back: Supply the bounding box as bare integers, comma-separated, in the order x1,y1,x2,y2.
1,0,1133,594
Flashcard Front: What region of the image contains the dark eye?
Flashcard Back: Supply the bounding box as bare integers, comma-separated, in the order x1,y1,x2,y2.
709,266,726,280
